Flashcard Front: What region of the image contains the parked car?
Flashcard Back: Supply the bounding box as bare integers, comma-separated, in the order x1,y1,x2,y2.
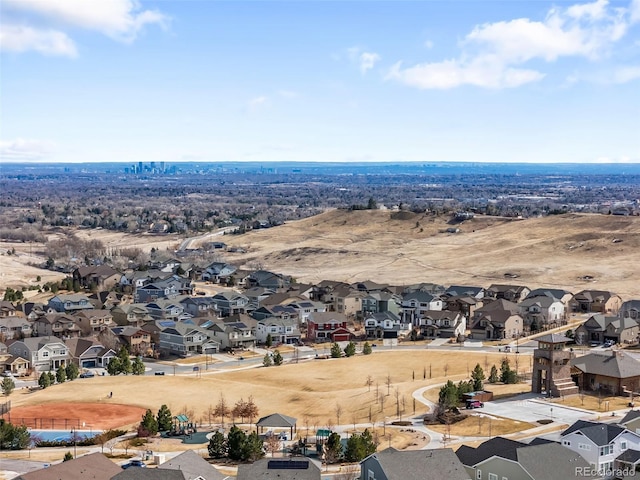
466,400,484,409
154,371,165,376
604,340,615,348
122,459,146,469
79,371,95,378
1,371,13,377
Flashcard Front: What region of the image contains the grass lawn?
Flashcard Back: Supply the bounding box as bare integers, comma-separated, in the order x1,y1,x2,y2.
423,382,532,404
428,414,535,437
551,392,633,414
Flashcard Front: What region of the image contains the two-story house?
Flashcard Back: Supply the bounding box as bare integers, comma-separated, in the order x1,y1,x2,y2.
48,294,93,313
575,314,639,346
146,298,191,321
0,301,17,317
72,265,120,290
8,336,71,372
207,321,256,350
111,304,154,327
65,337,115,369
419,311,466,339
486,284,531,303
570,290,623,315
361,447,470,480
32,313,82,339
72,309,115,335
246,270,290,290
518,295,566,332
212,291,249,317
111,326,152,355
159,322,219,356
256,317,301,345
0,316,33,340
364,311,407,339
307,312,352,342
286,300,326,323
401,291,443,326
469,299,523,340
201,262,237,283
561,420,640,473
361,292,402,317
180,296,220,318
619,300,640,323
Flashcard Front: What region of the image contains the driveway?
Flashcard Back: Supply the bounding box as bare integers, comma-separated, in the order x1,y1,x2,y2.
481,393,595,425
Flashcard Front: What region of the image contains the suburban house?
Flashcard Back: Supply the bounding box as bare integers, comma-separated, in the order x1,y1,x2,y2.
207,321,256,350
330,286,365,319
419,311,466,339
618,410,640,435
360,447,470,480
65,337,115,369
111,304,154,327
14,452,122,480
246,270,290,290
237,458,320,480
180,296,220,318
146,299,191,321
307,312,352,342
251,305,299,322
518,295,566,332
212,291,249,317
73,309,115,335
469,299,524,340
201,261,237,283
571,350,640,395
72,265,120,290
32,313,82,339
287,300,326,323
244,287,276,308
401,291,444,326
351,280,388,292
570,290,623,315
443,285,485,300
486,284,531,303
158,449,229,480
620,300,640,322
574,314,640,346
526,288,574,305
8,336,71,372
560,420,640,474
456,436,598,480
444,296,480,319
89,291,122,310
159,322,219,356
111,326,152,355
0,301,17,317
361,292,402,317
0,316,33,340
134,279,179,303
255,317,301,345
0,353,30,377
48,294,93,313
364,312,405,339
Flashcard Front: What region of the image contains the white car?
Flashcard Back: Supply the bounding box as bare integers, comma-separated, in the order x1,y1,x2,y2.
1,371,13,377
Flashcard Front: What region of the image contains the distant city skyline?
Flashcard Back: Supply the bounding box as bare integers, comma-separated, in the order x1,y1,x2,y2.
1,0,639,164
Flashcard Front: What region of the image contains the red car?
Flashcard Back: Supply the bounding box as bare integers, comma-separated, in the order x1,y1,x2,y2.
466,400,484,409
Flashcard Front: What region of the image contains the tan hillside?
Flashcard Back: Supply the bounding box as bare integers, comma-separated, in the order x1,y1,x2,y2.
224,211,640,298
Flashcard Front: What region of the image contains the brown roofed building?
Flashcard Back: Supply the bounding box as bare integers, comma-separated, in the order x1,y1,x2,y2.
14,452,121,480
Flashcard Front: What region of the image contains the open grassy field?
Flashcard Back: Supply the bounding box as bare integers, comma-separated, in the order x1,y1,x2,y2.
427,413,535,437
8,351,521,428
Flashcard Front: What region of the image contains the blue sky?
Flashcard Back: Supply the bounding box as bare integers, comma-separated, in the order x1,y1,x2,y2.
1,0,639,163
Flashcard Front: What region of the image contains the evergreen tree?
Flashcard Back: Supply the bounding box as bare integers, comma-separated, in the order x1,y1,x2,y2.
471,363,485,391
156,404,173,432
272,349,283,366
330,342,342,358
263,353,272,367
118,346,132,375
500,358,518,384
0,421,30,450
38,372,50,389
106,357,121,376
132,357,145,375
139,409,158,437
65,362,79,381
208,430,227,458
324,432,343,463
344,433,368,462
488,365,499,383
242,431,264,461
367,197,378,210
265,334,272,348
362,342,372,355
63,451,74,462
1,377,15,396
457,380,474,401
56,365,66,384
47,371,55,385
360,428,377,457
344,341,356,357
438,380,459,411
227,425,247,461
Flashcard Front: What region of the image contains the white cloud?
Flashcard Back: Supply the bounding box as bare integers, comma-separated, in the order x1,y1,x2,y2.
0,24,77,57
631,0,640,22
247,96,269,110
0,138,53,161
390,0,637,90
347,46,381,74
0,0,168,57
613,65,640,82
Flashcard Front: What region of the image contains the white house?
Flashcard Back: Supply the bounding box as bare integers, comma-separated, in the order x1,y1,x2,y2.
8,336,70,372
561,420,640,473
256,317,301,345
401,291,443,326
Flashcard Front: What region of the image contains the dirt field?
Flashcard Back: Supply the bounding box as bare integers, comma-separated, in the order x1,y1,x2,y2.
8,351,521,428
4,402,147,430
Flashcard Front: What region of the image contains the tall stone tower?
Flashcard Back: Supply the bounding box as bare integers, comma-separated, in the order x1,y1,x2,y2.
531,333,578,397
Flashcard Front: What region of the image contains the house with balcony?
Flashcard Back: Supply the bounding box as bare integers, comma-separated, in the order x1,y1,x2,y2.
32,313,82,339
361,292,402,318
8,336,70,372
73,309,115,335
419,311,466,339
286,300,326,323
307,312,352,342
212,291,249,317
111,326,152,356
364,311,406,339
401,291,443,326
256,317,301,345
443,296,480,319
48,294,93,313
111,304,153,327
207,321,256,350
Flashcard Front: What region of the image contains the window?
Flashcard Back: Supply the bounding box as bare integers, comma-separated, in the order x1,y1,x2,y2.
489,474,498,480
599,445,613,456
579,443,591,451
562,440,571,446
42,351,49,358
476,470,482,479
367,470,375,480
621,441,627,450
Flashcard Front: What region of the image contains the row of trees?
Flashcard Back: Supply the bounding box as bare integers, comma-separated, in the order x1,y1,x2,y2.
138,404,173,436
208,426,264,461
38,362,80,389
208,395,260,426
324,429,377,463
106,347,145,376
0,420,30,450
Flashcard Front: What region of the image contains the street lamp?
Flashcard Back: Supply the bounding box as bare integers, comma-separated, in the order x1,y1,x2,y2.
70,427,77,459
